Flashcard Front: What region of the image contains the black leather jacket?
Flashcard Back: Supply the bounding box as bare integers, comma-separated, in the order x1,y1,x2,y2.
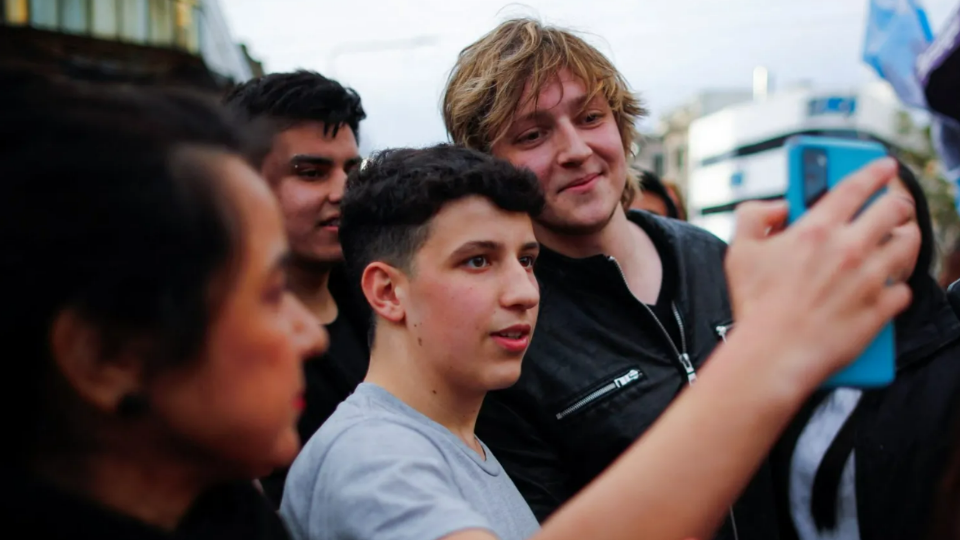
475,211,779,540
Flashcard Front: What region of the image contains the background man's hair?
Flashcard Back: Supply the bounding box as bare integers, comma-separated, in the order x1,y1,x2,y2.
442,17,646,206
339,144,544,283
662,180,688,220
636,169,680,219
222,70,366,165
894,161,935,290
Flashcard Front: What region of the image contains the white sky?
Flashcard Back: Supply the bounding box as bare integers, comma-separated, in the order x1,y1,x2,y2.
221,0,959,153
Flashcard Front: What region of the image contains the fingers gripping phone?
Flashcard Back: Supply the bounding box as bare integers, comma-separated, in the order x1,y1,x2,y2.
785,136,895,388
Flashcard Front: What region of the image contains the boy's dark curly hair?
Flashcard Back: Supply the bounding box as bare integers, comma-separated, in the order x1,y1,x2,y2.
340,144,544,280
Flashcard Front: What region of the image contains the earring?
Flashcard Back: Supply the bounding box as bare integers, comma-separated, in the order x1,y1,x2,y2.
116,393,149,418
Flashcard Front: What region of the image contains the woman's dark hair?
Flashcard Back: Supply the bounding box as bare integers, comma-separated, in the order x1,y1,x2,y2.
0,71,255,462
898,158,958,540
932,418,960,540
635,169,680,219
896,162,935,290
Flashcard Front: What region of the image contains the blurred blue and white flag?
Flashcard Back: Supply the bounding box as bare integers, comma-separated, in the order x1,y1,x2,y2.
918,5,960,190
863,0,934,107
863,0,960,209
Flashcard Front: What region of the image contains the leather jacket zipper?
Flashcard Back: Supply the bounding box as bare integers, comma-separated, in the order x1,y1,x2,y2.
608,256,696,384
555,369,641,420
716,322,735,342
610,258,738,538
671,302,697,383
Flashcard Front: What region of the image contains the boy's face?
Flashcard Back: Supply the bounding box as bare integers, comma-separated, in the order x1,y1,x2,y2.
403,196,540,392
491,69,627,236
259,122,362,266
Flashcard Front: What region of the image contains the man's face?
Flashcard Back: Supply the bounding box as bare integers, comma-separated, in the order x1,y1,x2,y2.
260,122,361,265
491,69,627,235
402,196,540,393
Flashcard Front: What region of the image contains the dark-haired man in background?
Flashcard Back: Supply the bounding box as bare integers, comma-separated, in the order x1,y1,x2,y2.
224,70,371,506
629,169,681,219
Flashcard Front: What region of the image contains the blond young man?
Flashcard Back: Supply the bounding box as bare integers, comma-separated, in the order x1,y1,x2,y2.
443,19,774,539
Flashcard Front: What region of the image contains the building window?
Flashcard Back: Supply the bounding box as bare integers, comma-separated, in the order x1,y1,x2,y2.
675,147,686,172
118,0,147,43
28,0,56,28
2,0,203,54
61,0,90,34
173,0,199,53
91,0,118,38
148,0,173,44
4,0,29,25
653,153,664,178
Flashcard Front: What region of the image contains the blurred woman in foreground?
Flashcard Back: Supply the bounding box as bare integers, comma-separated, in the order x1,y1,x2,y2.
0,73,325,539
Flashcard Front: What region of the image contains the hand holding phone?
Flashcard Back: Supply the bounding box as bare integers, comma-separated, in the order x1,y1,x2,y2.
785,136,896,388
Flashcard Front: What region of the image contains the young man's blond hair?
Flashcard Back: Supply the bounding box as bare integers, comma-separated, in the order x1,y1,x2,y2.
442,17,646,206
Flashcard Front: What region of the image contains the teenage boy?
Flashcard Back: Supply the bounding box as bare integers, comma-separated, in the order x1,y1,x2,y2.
442,18,772,536
280,144,918,540
224,70,371,505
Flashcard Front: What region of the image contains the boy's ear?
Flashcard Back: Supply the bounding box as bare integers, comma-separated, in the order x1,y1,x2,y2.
360,262,407,324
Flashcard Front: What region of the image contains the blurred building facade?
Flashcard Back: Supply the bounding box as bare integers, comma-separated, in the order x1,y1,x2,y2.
1,0,256,89
637,83,924,241
687,83,925,241
634,90,755,194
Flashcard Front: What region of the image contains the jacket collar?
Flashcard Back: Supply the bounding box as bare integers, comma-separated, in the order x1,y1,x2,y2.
536,210,696,311
536,211,682,286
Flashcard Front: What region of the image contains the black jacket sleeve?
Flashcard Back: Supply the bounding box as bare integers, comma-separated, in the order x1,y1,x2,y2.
475,393,575,522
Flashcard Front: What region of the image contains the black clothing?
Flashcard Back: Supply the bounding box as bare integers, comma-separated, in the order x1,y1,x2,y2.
773,275,960,540
296,304,369,445
645,216,681,348
2,470,290,540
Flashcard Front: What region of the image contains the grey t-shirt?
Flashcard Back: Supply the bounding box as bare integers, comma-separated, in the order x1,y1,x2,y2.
280,383,541,540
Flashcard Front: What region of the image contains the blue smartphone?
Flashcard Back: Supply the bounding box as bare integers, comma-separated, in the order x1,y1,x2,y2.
785,136,895,388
